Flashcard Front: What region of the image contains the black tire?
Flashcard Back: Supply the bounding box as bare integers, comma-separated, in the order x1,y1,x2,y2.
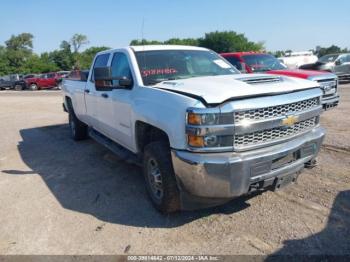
143,141,181,213
14,85,23,91
29,84,38,91
68,109,88,141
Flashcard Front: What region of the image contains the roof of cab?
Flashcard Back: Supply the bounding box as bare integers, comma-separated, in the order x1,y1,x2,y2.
130,45,208,52
95,45,209,56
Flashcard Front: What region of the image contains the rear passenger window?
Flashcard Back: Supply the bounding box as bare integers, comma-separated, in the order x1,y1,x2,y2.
91,53,110,82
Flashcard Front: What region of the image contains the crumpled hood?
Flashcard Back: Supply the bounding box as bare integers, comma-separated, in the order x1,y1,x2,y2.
154,74,320,104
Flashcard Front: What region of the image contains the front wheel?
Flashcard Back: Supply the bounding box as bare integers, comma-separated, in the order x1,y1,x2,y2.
143,141,180,213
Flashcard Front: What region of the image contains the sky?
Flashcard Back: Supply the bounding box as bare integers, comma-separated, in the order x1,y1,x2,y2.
0,0,349,54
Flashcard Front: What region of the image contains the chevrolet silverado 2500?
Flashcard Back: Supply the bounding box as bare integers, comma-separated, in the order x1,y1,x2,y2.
62,45,325,213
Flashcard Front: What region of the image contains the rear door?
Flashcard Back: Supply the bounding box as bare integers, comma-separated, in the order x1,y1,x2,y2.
37,74,48,88
84,53,111,129
46,73,57,87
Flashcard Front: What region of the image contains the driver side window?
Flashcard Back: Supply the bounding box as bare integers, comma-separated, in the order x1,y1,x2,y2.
111,52,133,86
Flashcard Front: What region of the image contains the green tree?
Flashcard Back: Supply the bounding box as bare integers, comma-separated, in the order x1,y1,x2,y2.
164,38,199,46
0,45,10,75
271,50,286,57
77,46,110,69
316,45,348,57
198,31,264,53
130,31,264,53
49,41,74,70
22,53,58,73
70,34,89,53
130,39,163,45
4,33,34,72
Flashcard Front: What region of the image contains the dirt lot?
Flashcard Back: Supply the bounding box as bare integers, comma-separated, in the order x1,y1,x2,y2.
0,85,349,256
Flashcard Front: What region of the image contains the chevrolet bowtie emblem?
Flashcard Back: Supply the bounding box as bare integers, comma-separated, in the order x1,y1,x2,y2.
282,115,299,127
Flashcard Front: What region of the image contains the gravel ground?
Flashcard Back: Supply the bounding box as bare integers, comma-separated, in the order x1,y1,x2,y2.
0,85,349,255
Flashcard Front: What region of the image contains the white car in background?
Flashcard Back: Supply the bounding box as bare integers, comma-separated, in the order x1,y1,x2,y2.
278,51,318,69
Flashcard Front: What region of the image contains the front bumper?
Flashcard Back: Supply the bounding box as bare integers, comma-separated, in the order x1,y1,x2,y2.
321,94,339,110
171,127,325,209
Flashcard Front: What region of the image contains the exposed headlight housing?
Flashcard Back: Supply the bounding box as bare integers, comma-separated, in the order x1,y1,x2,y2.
186,109,234,151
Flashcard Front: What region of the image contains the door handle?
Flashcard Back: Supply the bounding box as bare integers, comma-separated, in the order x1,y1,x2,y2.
101,93,109,98
84,89,90,93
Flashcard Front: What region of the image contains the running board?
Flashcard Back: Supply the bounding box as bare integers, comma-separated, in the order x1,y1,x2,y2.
89,128,141,166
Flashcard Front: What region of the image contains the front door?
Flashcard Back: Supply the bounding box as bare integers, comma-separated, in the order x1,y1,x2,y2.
96,51,134,150
84,53,111,129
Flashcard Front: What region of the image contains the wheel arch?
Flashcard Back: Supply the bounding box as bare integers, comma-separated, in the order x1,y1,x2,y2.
135,121,170,154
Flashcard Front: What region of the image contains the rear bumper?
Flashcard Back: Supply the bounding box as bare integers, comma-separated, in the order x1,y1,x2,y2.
171,127,325,209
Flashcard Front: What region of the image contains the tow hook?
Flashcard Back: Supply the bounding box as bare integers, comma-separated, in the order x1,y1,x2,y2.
305,159,317,169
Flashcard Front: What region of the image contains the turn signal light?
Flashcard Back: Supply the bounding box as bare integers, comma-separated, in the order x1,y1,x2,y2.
187,113,202,125
188,135,204,147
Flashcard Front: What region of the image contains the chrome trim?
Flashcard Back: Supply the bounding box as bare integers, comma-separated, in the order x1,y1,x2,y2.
219,88,322,113
186,107,220,114
186,124,234,136
234,124,320,152
186,145,234,153
234,106,322,135
307,74,337,82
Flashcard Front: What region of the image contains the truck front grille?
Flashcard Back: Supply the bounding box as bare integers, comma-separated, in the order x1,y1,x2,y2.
234,117,317,150
234,97,319,124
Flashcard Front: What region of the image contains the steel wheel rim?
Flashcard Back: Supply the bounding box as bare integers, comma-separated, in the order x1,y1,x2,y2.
147,158,164,200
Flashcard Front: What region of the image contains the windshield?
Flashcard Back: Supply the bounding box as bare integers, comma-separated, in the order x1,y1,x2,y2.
135,50,239,85
318,54,339,63
242,54,287,72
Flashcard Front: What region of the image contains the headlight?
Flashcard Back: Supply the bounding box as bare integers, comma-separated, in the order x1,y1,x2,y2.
188,112,219,125
187,112,233,125
186,109,234,150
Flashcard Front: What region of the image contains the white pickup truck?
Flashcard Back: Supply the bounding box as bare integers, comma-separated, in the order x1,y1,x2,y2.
62,45,325,213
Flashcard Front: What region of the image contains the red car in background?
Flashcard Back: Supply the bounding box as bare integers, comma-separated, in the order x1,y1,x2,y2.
25,72,62,90
221,52,340,110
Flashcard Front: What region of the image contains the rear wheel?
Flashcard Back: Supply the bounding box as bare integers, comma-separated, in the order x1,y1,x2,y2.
143,141,180,213
68,110,88,141
29,84,38,91
14,85,23,91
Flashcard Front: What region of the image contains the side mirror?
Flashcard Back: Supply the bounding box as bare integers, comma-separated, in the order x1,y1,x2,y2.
94,67,133,89
335,60,341,66
119,77,133,88
94,66,112,81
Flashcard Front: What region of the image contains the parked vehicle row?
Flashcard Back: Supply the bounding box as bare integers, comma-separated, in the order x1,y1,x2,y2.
221,52,339,110
300,53,350,82
0,71,71,91
63,45,326,213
